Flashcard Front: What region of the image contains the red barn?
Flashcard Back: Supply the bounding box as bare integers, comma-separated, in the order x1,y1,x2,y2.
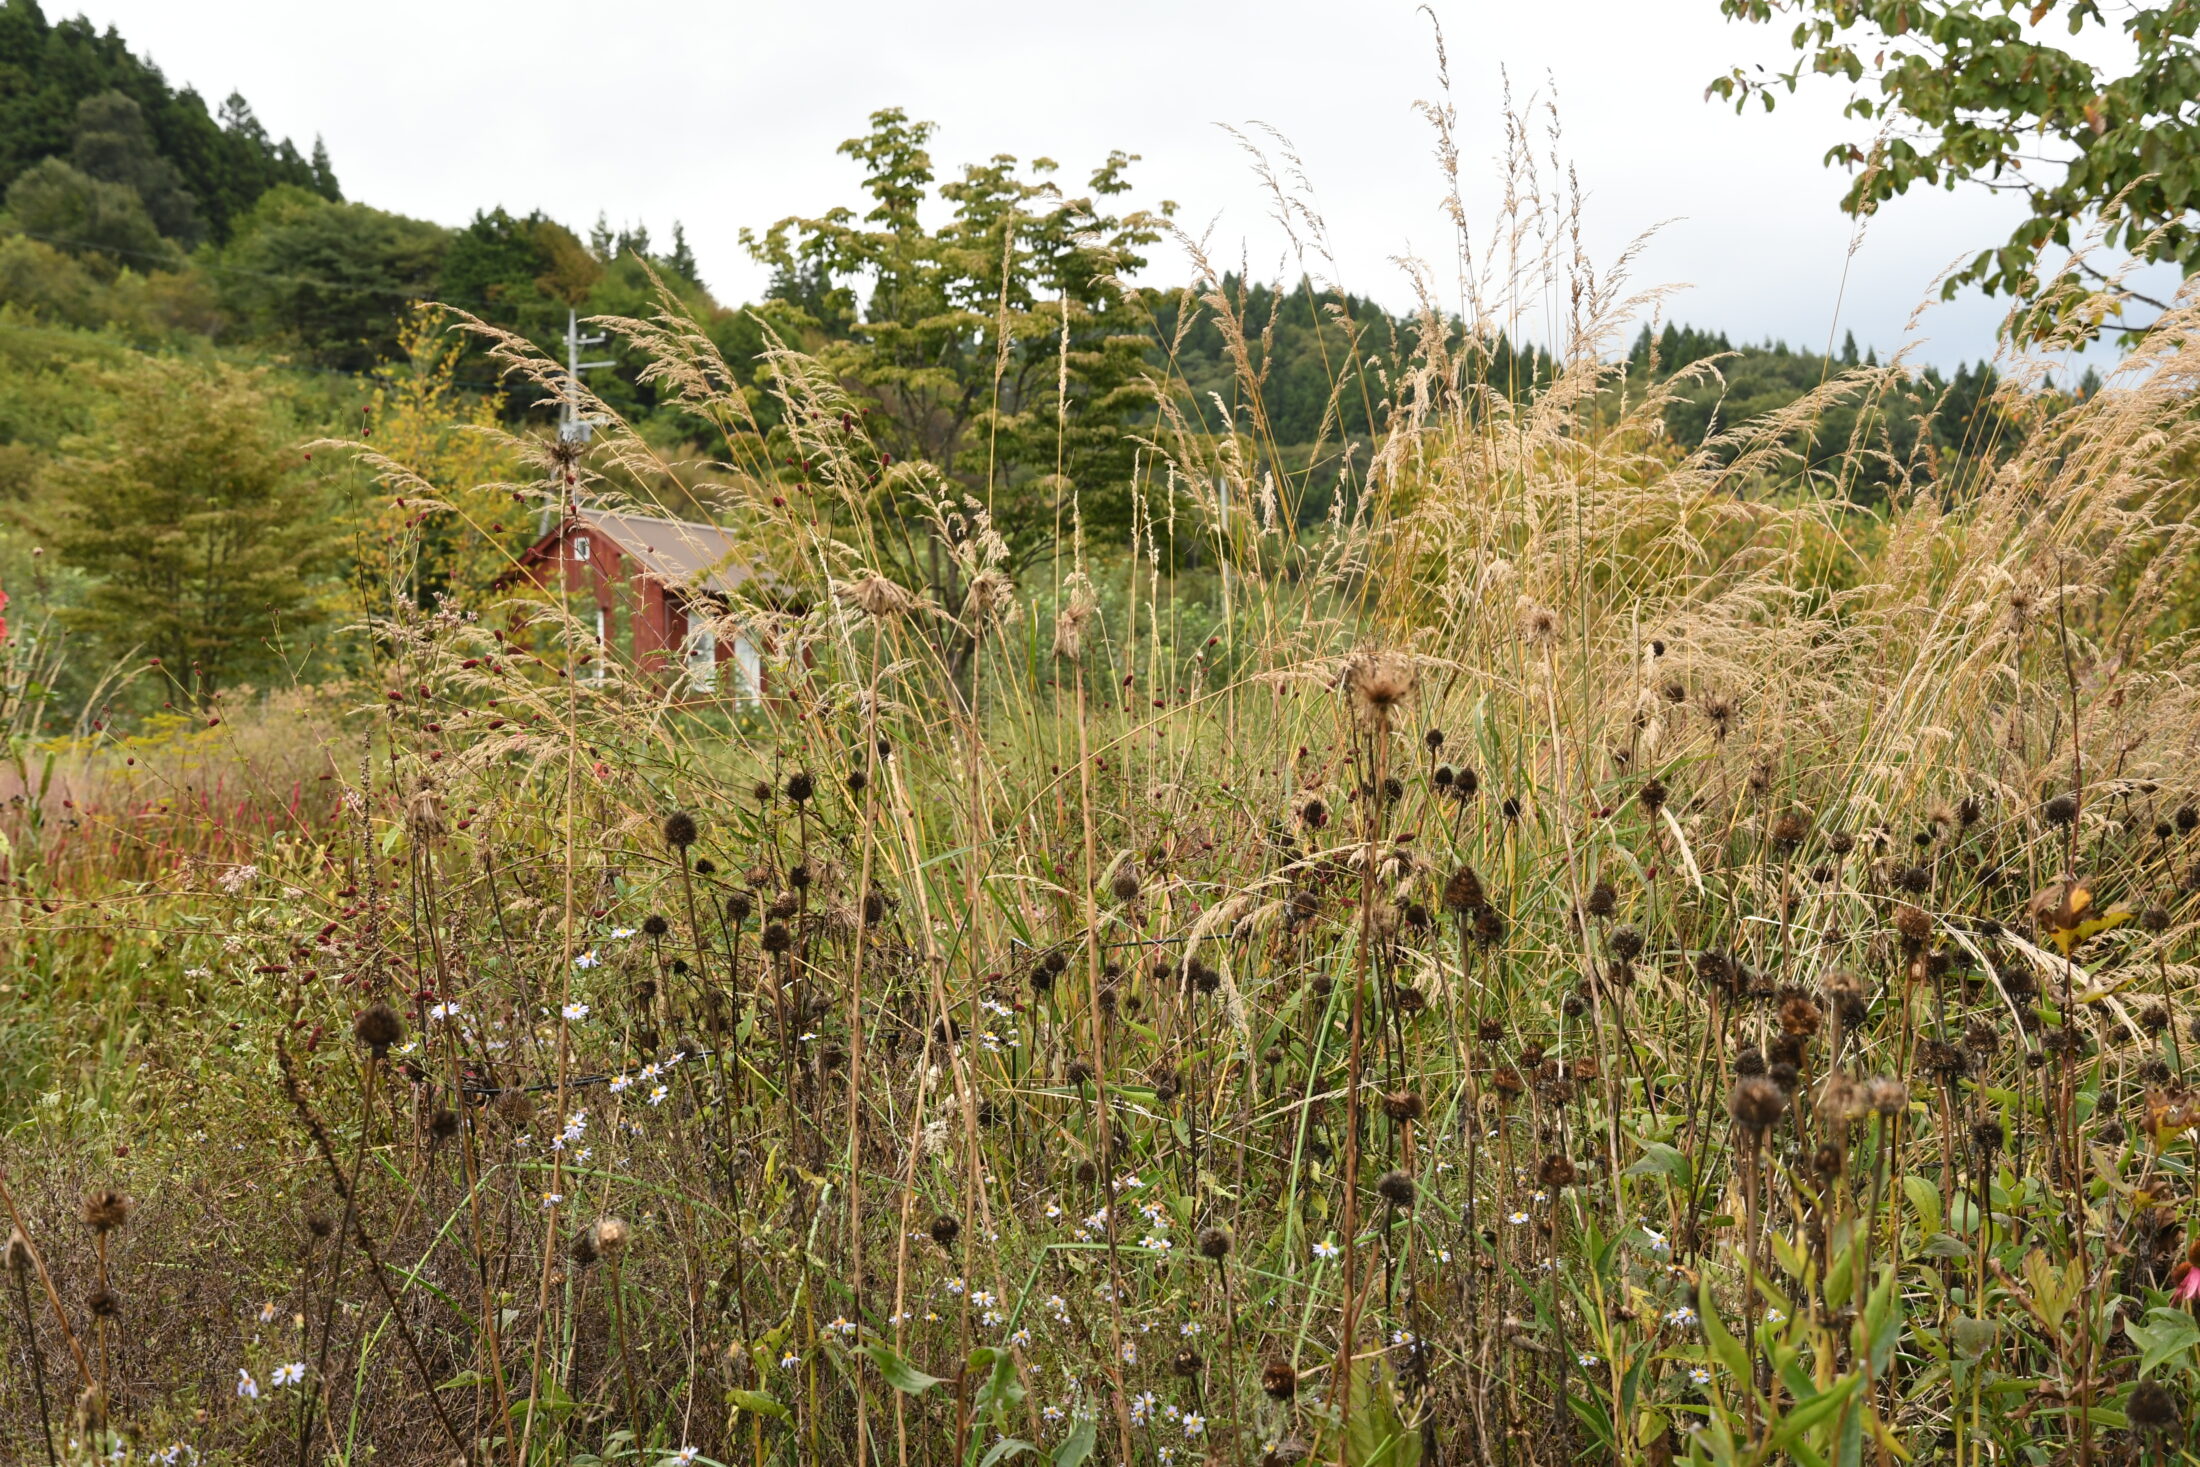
508,508,766,700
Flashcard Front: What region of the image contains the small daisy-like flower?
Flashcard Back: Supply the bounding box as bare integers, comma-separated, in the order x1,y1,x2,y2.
799,1031,818,1042
972,1290,999,1310
1121,1341,1138,1364
671,1449,700,1467
1576,1352,1599,1368
1045,1203,1063,1220
562,1002,590,1021
429,1001,460,1021
257,1300,276,1323
1437,1248,1454,1263
236,1370,260,1399
272,1362,305,1387
573,950,600,970
1009,1327,1033,1348
1641,1228,1670,1255
1179,1321,1201,1336
944,1277,967,1296
1182,1412,1206,1439
610,926,636,939
782,1350,801,1370
574,1147,592,1163
1141,1234,1172,1252
609,1074,633,1094
648,1085,669,1107
1507,1211,1530,1225
1665,1306,1699,1328
1689,1366,1712,1386
981,1309,1004,1327
1531,1190,1549,1204
1041,1404,1066,1423
1390,1329,1416,1347
1765,1308,1786,1323
1312,1239,1341,1261
542,1192,564,1209
640,1062,663,1080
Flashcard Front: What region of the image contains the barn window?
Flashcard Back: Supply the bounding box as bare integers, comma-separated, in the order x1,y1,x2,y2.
573,533,591,562
682,616,718,692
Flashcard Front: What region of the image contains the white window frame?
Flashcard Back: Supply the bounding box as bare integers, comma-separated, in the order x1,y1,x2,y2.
731,634,764,707
681,614,718,692
572,533,591,562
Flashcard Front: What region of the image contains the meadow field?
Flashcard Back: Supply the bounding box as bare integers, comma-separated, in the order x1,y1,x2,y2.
6,101,2200,1467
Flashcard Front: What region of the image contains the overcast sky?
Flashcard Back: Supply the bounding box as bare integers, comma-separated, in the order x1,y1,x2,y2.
63,0,2172,371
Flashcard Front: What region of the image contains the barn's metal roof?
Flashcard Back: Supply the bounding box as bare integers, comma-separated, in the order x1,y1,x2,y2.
567,508,756,596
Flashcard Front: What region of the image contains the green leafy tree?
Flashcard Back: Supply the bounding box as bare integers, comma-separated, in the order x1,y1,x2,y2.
1710,0,2200,338
3,156,173,278
70,90,201,245
50,356,334,701
219,185,450,370
744,108,1170,595
0,1,335,241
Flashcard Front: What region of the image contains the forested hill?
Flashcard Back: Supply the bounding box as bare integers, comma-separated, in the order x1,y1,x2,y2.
0,0,337,249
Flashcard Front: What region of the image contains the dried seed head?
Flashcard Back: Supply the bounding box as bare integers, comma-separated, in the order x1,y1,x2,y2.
1778,994,1822,1038
1383,1089,1426,1123
2130,1380,2182,1434
1196,1225,1233,1261
1894,904,1932,945
1443,864,1485,914
1171,1347,1204,1378
1342,650,1416,721
725,891,754,924
88,1287,119,1318
569,1230,599,1267
1608,924,1645,962
1423,727,1445,751
1053,579,1099,660
662,809,699,849
81,1189,132,1234
1637,778,1668,815
2043,791,2080,826
1970,1117,2005,1155
838,571,917,619
353,1003,404,1058
1375,1170,1417,1206
1730,1076,1788,1133
1538,1154,1577,1190
430,1109,460,1142
591,1216,630,1259
1262,1358,1299,1399
761,922,793,954
1110,869,1141,903
784,771,815,804
1866,1077,1910,1116
1584,880,1616,918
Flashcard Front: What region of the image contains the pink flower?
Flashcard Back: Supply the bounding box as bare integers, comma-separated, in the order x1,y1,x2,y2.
2173,1266,2200,1305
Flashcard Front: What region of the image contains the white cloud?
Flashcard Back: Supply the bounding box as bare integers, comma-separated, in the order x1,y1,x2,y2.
71,0,2171,369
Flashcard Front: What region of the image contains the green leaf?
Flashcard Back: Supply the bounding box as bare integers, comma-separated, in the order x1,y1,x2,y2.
1050,1416,1096,1467
1901,1175,1941,1236
1769,1374,1862,1452
979,1439,1035,1467
1624,1141,1692,1189
2127,1308,2200,1376
1698,1279,1754,1394
858,1342,945,1394
728,1388,788,1420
